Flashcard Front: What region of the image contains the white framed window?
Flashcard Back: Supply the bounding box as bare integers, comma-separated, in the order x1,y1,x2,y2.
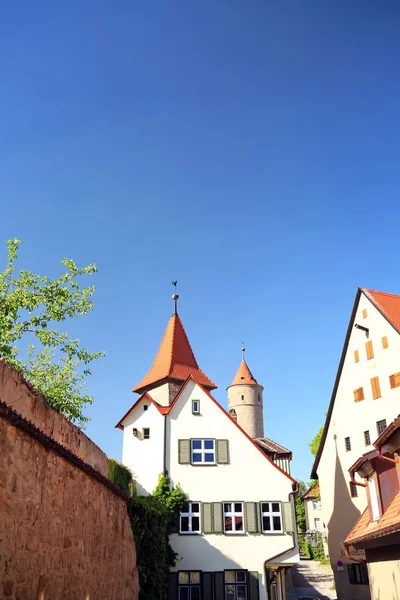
192,399,200,414
178,571,201,600
368,476,381,521
261,502,282,533
312,501,321,510
223,502,244,533
191,439,215,464
180,502,201,534
225,570,247,599
314,518,321,530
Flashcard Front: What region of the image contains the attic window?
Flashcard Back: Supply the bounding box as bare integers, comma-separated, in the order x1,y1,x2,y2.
362,309,368,318
142,428,150,440
143,405,148,411
192,400,200,415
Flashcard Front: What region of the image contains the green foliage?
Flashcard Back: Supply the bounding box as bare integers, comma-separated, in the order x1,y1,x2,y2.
109,459,135,496
295,480,307,533
126,474,188,600
309,425,324,457
0,238,104,426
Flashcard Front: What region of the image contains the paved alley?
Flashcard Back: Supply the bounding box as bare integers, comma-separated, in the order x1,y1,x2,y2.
287,559,337,600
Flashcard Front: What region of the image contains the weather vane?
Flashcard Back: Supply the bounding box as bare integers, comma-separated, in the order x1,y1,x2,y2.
241,342,245,360
172,281,179,315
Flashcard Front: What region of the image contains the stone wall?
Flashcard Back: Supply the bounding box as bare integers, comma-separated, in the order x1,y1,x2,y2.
0,362,139,600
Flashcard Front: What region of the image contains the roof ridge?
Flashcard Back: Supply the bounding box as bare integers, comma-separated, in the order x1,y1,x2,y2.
363,288,400,299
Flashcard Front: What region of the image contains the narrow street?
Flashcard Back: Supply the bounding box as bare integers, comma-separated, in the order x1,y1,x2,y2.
287,559,337,600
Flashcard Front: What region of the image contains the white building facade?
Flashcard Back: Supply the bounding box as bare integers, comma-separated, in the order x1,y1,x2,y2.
311,288,400,600
117,302,299,600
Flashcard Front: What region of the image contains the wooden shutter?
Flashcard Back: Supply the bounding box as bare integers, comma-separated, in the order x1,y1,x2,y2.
216,439,229,464
382,336,388,349
202,572,213,600
353,387,364,402
213,502,223,533
354,350,359,363
366,340,374,360
371,376,381,400
248,572,259,600
214,572,224,600
178,439,190,464
282,501,294,532
362,309,368,318
168,572,178,600
245,502,259,533
202,502,213,534
390,372,400,389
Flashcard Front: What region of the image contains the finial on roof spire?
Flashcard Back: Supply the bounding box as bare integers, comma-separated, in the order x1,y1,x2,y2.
172,281,179,315
241,342,245,361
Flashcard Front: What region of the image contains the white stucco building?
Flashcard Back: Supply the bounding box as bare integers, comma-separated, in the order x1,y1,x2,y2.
117,297,299,600
311,288,400,600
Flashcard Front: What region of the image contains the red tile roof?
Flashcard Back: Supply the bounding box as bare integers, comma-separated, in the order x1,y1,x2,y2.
132,314,216,393
254,437,291,457
302,483,320,500
229,360,259,387
363,288,400,333
344,491,400,546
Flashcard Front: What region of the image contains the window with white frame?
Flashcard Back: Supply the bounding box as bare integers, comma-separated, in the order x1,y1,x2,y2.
180,502,200,534
224,570,247,600
261,502,282,533
178,571,201,600
223,502,244,533
314,518,321,530
191,439,215,464
192,399,200,414
312,500,321,510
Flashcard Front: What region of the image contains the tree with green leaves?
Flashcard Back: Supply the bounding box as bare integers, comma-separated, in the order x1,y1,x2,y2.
309,425,324,457
0,238,104,426
295,480,307,532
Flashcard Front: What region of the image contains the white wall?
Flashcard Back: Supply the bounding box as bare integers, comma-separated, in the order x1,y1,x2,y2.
317,292,400,598
121,401,165,495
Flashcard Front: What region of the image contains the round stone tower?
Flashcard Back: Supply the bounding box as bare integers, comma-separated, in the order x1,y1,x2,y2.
227,355,264,439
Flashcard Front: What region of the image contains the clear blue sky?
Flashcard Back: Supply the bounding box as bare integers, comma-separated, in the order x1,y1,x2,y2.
1,1,399,483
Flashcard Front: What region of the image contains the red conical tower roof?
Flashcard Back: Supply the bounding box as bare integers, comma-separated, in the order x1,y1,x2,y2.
229,359,258,386
133,313,217,394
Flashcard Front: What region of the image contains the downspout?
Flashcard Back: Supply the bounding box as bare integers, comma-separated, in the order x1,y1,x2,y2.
374,447,396,465
350,472,366,488
163,414,167,475
342,543,366,564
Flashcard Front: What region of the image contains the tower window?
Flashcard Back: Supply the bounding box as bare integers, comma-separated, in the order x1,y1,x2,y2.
241,395,244,401
258,393,261,404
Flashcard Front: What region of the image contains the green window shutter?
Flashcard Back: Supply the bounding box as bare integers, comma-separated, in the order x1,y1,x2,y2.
203,572,213,599
214,572,224,600
202,502,213,534
248,571,259,600
245,502,259,533
178,439,190,464
168,572,178,599
213,502,223,533
216,439,229,464
282,501,294,532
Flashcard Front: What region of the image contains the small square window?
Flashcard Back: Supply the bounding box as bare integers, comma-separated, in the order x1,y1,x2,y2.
345,437,351,451
377,419,387,436
192,400,200,414
143,405,148,411
143,428,150,439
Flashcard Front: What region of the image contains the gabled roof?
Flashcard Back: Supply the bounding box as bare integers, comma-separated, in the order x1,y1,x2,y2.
302,483,320,500
115,392,169,429
311,287,400,479
132,313,217,394
344,491,400,546
118,374,296,485
229,359,259,387
254,437,292,457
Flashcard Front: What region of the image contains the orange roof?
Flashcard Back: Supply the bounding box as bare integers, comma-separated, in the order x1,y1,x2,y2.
364,288,400,333
229,359,259,387
344,491,400,546
132,314,216,394
302,483,320,500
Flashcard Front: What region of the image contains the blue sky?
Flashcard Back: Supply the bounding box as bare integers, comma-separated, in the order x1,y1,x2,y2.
1,1,399,483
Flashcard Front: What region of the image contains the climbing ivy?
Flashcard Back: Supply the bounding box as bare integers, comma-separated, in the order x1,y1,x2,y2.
109,467,188,600
108,459,135,496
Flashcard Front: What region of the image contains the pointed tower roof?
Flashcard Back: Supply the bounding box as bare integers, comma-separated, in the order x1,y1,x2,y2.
133,313,217,394
229,359,259,387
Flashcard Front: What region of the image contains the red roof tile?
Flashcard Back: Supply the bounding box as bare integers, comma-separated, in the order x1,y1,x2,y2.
344,491,400,546
132,314,216,393
363,288,400,333
229,360,259,387
302,483,320,500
